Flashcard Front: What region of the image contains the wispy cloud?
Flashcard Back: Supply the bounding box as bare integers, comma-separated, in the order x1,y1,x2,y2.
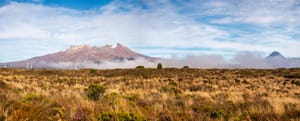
192,0,300,25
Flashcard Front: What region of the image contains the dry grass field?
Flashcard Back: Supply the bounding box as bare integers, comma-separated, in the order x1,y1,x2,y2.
0,68,299,121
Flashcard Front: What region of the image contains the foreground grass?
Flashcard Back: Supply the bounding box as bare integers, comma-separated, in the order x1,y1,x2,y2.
0,68,299,121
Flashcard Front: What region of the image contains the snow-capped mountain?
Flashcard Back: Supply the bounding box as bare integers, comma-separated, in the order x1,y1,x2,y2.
1,43,158,69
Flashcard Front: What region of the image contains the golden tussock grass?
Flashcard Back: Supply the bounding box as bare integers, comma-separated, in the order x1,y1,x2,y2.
0,68,299,121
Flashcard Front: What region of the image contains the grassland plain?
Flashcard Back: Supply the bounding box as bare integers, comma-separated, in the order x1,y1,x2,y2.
0,68,299,121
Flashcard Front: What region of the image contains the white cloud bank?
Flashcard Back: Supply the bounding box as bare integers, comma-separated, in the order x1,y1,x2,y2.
35,52,272,69
45,58,158,69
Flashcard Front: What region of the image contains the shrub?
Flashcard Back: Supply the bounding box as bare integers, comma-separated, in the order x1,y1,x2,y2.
87,84,105,101
22,93,40,103
161,86,182,94
89,69,97,74
124,94,138,103
210,110,226,119
284,72,300,78
98,111,146,121
189,85,201,92
182,66,189,69
168,81,177,86
136,66,145,69
157,63,163,69
51,107,64,120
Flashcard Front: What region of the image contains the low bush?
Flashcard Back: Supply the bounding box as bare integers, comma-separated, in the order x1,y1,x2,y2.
98,111,146,121
87,84,105,101
284,72,300,78
182,66,189,69
189,85,201,92
210,109,226,119
136,66,145,69
157,63,163,69
89,69,97,74
168,81,177,86
22,93,41,103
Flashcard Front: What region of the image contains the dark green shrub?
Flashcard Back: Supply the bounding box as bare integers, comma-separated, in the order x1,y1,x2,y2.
157,63,163,69
22,93,42,103
136,66,145,69
210,110,226,119
124,94,138,103
87,84,105,101
51,107,64,120
89,69,97,74
189,85,201,92
182,66,189,69
98,111,146,121
168,81,177,86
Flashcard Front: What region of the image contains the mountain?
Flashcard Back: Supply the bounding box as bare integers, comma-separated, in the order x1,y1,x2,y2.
265,51,288,68
2,43,158,69
265,51,300,68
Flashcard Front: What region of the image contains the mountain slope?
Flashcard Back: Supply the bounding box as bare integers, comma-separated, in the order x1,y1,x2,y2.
265,51,300,68
265,51,289,68
3,43,157,68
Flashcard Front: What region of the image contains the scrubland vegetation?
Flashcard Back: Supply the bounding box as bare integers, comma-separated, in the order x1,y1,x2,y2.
0,68,299,121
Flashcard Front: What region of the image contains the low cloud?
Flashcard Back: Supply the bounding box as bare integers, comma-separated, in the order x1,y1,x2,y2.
233,52,271,68
160,52,271,68
41,58,158,69
161,55,228,68
32,52,273,69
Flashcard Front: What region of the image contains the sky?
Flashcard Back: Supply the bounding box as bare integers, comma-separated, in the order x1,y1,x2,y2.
1,0,300,63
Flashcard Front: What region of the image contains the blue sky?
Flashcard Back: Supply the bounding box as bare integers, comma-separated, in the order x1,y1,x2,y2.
1,0,300,62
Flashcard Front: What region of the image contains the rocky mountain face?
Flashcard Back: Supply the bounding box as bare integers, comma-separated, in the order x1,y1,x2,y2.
2,43,157,68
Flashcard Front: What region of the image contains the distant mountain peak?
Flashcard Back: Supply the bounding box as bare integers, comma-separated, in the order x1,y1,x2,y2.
266,51,286,60
265,51,288,68
269,51,283,57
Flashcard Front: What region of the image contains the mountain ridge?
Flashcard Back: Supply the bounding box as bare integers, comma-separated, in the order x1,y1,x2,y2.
1,43,158,68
